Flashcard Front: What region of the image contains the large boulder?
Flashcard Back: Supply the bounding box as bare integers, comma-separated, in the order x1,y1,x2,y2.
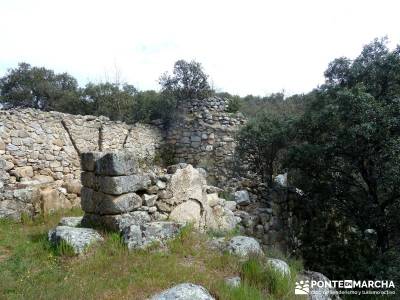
150,283,215,300
169,200,202,228
48,226,103,254
122,221,183,250
166,165,206,207
0,187,41,220
226,236,263,257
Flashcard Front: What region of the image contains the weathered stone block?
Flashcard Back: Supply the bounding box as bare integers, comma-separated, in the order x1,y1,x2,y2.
96,174,151,195
82,211,151,231
95,151,137,176
80,187,142,214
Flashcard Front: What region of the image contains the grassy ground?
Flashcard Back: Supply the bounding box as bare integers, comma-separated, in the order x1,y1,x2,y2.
0,209,302,300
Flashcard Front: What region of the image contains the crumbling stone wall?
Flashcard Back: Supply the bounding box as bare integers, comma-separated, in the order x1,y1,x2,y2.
0,108,162,184
165,97,246,185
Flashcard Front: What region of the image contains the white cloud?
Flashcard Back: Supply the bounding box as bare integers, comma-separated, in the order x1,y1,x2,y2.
0,0,399,96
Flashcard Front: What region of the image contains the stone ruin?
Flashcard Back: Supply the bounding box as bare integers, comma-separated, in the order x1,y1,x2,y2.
0,99,294,251
48,150,241,252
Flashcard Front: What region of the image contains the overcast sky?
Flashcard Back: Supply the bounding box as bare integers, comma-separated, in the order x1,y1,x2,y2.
1,0,399,96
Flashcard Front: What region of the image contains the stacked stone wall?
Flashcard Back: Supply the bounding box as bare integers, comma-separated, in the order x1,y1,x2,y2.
0,108,162,185
165,97,246,185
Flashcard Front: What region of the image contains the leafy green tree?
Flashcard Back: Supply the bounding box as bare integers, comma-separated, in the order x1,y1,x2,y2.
131,90,177,125
236,112,294,184
288,38,400,281
83,82,137,121
0,62,81,112
159,60,212,101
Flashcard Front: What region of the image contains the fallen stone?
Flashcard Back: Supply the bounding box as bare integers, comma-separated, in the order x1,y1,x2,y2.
122,221,183,250
267,258,291,277
59,216,83,227
166,165,206,207
234,190,250,206
150,283,214,300
226,236,263,257
0,199,34,220
169,200,202,228
48,226,103,254
63,179,82,195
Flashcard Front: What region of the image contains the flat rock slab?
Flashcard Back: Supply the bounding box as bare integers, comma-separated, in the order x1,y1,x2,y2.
226,235,263,257
150,283,215,300
48,226,103,254
59,216,83,227
123,221,183,250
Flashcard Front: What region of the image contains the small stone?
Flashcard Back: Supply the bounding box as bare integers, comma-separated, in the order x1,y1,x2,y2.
267,258,291,277
225,276,241,288
234,190,250,206
150,283,215,300
143,194,158,206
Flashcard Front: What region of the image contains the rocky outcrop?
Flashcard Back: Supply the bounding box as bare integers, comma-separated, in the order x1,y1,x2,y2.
150,283,215,300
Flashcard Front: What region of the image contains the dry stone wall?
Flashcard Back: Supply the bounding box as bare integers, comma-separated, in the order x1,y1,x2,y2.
0,108,162,183
0,108,162,219
165,97,246,185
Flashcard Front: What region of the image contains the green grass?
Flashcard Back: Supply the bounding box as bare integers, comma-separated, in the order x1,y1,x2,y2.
0,209,303,299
